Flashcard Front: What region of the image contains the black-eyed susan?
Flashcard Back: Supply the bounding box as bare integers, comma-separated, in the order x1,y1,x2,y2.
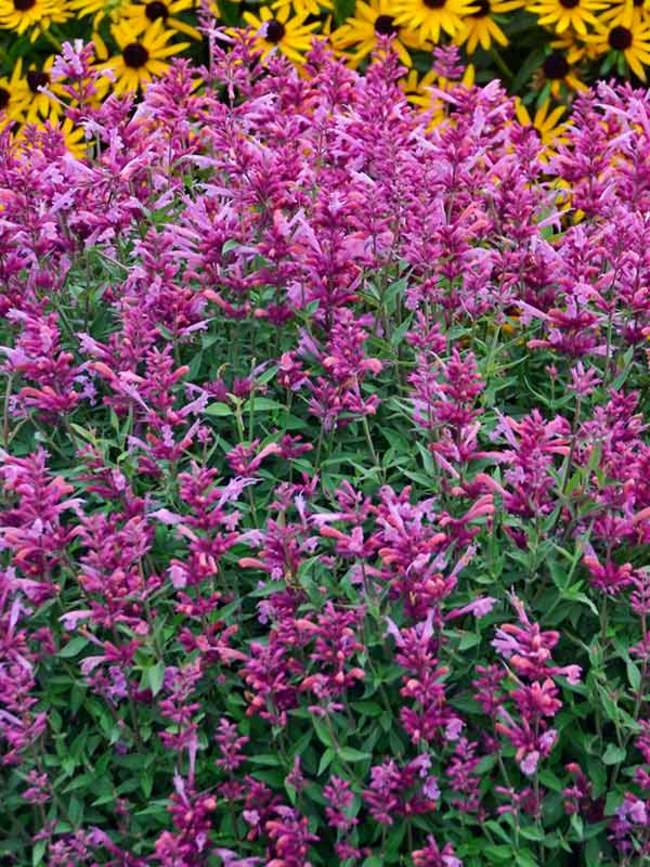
57,118,90,159
0,0,70,41
68,0,131,29
399,66,438,103
100,20,190,95
526,0,608,37
599,0,650,29
588,20,650,79
17,57,68,124
272,0,333,15
0,64,29,131
394,0,480,44
514,96,568,147
454,0,522,54
121,0,202,40
534,51,586,97
551,28,603,63
407,63,475,127
242,5,320,64
330,0,421,68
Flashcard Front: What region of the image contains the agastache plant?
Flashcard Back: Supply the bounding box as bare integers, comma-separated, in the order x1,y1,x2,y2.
1,34,650,867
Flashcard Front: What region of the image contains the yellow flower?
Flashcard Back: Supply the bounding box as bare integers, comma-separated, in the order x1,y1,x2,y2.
514,96,568,147
272,0,333,15
526,0,608,37
399,66,438,104
330,0,421,68
15,57,68,124
535,51,586,97
0,63,29,130
242,5,320,64
406,63,475,127
551,27,602,63
121,0,202,40
455,0,522,53
587,20,650,80
393,0,480,45
68,0,131,28
599,0,650,30
100,20,190,95
0,0,70,41
57,118,89,159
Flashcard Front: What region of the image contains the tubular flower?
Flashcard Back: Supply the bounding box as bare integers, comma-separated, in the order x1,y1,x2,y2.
394,0,480,44
330,0,421,68
100,19,190,94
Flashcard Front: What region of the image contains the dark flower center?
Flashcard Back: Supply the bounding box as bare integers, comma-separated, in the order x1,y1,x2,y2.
374,14,399,34
471,0,491,16
123,42,150,68
559,0,579,7
609,25,633,50
14,0,36,10
0,88,9,110
542,52,570,79
423,0,447,8
145,1,168,21
634,0,643,7
27,71,50,94
266,19,285,43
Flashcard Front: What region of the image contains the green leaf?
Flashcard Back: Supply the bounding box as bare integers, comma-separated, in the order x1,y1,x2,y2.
312,718,333,748
204,402,232,417
484,845,516,863
146,661,165,697
58,636,89,658
338,747,371,762
32,840,47,866
250,755,282,767
458,631,481,651
350,701,383,717
602,743,626,765
317,748,335,776
520,825,545,842
627,661,641,692
515,850,540,867
242,397,285,413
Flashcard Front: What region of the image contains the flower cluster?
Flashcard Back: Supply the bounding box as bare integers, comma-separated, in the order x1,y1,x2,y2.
1,35,650,867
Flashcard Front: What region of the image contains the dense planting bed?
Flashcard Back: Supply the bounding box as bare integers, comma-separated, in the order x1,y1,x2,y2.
1,38,650,867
